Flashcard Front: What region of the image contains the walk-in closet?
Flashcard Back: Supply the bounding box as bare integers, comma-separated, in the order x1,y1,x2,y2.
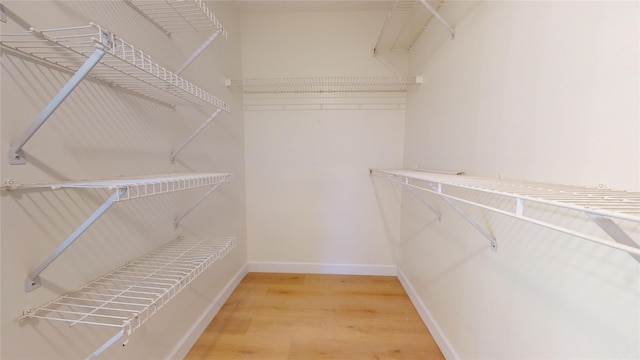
1,1,638,359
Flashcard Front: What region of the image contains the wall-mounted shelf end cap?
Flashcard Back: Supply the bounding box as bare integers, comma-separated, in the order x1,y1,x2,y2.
415,76,424,84
25,276,42,292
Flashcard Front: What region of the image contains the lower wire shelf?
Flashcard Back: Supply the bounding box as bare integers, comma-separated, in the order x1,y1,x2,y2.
21,235,235,359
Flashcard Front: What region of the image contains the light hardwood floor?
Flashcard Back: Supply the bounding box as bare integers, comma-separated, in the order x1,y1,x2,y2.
185,273,444,359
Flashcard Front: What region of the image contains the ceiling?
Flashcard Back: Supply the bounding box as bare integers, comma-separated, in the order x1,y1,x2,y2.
234,0,394,13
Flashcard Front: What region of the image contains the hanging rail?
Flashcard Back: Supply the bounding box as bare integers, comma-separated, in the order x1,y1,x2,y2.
1,23,230,165
229,76,423,94
21,236,235,360
371,169,640,260
3,173,233,291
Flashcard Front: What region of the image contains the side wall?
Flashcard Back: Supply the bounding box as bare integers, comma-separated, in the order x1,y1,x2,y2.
0,1,246,359
400,1,639,358
242,11,405,271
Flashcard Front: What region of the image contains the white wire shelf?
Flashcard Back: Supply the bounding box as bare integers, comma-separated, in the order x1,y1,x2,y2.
22,236,235,359
229,76,422,94
4,173,234,293
124,0,227,37
374,0,449,54
371,169,640,259
5,173,233,201
0,23,230,110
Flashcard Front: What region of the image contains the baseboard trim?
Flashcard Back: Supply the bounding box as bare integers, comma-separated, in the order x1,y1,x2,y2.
167,263,248,360
396,266,459,360
248,261,397,276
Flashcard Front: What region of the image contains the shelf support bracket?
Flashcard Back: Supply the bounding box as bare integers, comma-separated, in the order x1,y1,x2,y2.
587,213,640,263
8,47,106,165
425,181,498,251
0,4,7,23
176,29,222,76
25,188,127,292
86,330,125,360
402,183,441,222
174,183,223,229
170,108,222,164
419,0,455,39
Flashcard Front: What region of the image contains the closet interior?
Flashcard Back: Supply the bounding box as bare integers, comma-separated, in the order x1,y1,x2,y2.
1,1,638,359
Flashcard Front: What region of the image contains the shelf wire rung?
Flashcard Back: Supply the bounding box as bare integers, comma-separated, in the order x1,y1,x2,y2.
22,236,236,359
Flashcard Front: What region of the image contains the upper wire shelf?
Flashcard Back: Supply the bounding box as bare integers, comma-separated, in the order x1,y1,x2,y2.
5,173,233,201
374,0,446,54
229,76,423,94
124,0,227,37
21,236,235,359
371,169,640,258
0,23,230,110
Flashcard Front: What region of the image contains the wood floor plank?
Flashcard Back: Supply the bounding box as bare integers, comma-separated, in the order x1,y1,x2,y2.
185,273,444,360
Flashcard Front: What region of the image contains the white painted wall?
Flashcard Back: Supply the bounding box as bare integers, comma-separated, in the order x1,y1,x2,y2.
0,1,246,359
242,11,405,270
400,1,639,358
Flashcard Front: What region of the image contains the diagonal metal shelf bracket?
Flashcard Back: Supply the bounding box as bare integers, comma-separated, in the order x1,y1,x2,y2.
176,29,223,76
424,180,498,251
25,188,127,292
371,169,640,259
174,182,224,228
171,108,222,164
8,47,106,165
419,0,455,39
587,214,640,263
401,182,442,222
0,4,7,23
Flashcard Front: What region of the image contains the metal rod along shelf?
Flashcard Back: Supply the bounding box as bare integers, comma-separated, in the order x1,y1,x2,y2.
371,169,640,261
228,76,423,94
21,235,235,360
4,173,233,292
1,22,230,165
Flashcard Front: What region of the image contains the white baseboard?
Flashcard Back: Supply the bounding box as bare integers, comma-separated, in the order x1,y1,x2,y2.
248,261,397,276
396,267,459,360
167,263,248,360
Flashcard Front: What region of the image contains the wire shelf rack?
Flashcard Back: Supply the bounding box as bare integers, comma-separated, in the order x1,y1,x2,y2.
0,23,230,110
374,0,444,54
5,173,233,201
230,76,422,94
21,236,235,359
124,0,227,37
371,169,640,258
